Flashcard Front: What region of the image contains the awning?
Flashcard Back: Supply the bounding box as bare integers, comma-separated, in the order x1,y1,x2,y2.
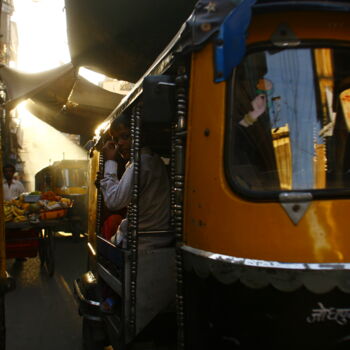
0,63,74,110
26,75,124,135
64,0,197,82
0,64,124,137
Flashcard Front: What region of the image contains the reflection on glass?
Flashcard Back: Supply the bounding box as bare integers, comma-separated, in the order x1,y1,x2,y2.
340,89,350,131
230,47,350,192
60,168,87,187
272,124,292,190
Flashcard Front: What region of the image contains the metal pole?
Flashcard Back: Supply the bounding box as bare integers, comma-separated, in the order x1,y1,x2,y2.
0,104,15,350
0,120,6,350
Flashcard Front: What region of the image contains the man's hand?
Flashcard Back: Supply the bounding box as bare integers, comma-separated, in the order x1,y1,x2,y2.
103,140,119,161
239,94,267,128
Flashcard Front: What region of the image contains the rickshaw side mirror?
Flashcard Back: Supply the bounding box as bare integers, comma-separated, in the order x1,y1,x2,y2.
142,75,175,124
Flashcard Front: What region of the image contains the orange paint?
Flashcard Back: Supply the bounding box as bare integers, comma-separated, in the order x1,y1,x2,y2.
183,10,350,263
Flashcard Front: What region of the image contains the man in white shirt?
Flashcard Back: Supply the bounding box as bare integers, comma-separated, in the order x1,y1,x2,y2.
100,113,172,249
3,163,25,201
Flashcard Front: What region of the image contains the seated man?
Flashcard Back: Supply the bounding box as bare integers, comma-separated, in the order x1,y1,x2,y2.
100,113,173,250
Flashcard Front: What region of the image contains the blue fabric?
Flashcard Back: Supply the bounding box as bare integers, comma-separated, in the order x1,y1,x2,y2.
214,0,256,82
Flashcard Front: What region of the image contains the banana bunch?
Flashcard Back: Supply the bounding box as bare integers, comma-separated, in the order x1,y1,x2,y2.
3,205,27,222
4,205,13,222
11,206,27,222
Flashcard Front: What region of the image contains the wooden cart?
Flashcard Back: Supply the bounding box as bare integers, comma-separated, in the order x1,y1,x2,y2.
5,220,60,277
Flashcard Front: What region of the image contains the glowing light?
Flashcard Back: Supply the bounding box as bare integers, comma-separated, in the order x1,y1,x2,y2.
11,2,87,192
12,0,70,72
78,67,105,86
16,103,87,191
94,120,110,137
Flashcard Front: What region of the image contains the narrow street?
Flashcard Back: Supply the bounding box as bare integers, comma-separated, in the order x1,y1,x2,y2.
5,234,87,350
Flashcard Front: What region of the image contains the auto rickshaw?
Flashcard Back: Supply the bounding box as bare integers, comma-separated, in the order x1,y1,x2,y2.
75,0,350,349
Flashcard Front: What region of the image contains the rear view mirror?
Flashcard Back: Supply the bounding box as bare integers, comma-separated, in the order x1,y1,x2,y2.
142,75,175,124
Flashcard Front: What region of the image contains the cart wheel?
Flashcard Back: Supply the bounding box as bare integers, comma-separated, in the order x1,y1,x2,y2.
38,230,46,266
44,229,55,277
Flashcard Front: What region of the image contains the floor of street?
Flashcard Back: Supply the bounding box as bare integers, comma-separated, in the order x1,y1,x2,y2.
5,233,88,350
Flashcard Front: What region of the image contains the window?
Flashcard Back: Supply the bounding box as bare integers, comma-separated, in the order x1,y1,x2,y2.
57,168,87,188
227,47,350,196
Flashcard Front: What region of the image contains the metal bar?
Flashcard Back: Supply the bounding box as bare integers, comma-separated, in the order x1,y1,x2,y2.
127,105,141,338
0,295,4,350
0,130,6,280
96,153,105,237
0,96,7,350
173,66,188,350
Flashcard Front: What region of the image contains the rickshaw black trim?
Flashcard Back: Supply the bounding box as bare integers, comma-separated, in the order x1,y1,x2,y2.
73,273,102,322
73,279,100,306
181,245,350,271
105,315,121,338
97,263,122,296
181,245,350,293
225,39,350,202
253,0,350,13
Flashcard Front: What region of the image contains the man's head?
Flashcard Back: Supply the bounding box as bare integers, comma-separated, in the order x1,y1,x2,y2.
3,163,16,182
110,113,132,161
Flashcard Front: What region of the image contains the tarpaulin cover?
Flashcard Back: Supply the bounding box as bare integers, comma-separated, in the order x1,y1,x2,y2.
27,75,124,135
0,64,124,136
0,63,74,110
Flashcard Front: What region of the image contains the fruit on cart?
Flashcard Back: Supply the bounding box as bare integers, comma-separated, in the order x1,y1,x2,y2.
28,203,41,213
60,197,72,207
4,191,73,223
11,206,27,222
3,203,28,222
41,191,60,201
22,203,30,211
13,215,27,222
11,206,25,216
4,205,13,222
29,191,41,195
4,215,13,222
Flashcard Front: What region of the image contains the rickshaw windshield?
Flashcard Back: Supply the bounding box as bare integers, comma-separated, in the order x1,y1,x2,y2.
228,46,350,194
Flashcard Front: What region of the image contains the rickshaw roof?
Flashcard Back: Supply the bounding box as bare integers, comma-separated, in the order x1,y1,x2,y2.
65,0,350,84
92,0,350,145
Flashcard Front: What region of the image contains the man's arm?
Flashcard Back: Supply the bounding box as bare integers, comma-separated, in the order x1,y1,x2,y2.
100,160,133,211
